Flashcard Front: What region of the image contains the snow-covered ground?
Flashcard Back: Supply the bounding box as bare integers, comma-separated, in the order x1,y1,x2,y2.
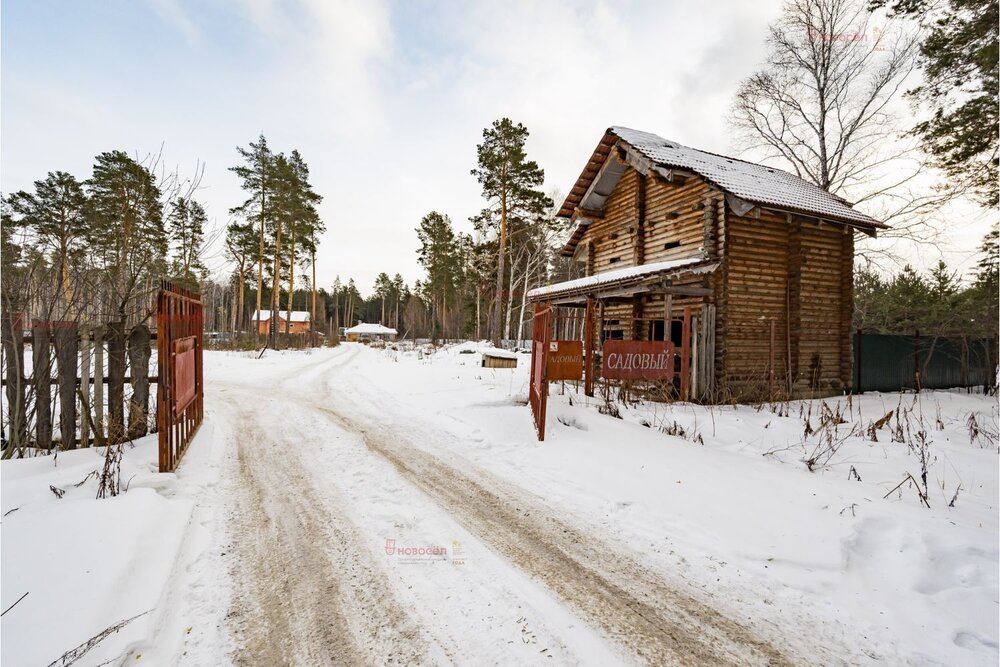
2,342,997,665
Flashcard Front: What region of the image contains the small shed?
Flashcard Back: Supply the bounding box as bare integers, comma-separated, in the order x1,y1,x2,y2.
482,348,518,369
345,322,398,342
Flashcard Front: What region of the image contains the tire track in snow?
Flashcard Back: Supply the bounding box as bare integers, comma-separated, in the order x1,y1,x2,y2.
312,377,792,666
221,395,431,665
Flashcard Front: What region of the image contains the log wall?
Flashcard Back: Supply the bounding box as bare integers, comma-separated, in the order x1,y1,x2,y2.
643,177,714,263
579,166,635,271
721,209,852,397
796,219,850,393
721,209,790,394
578,166,713,272
570,161,856,400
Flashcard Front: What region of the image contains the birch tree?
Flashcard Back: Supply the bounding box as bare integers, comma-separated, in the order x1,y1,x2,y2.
728,0,969,260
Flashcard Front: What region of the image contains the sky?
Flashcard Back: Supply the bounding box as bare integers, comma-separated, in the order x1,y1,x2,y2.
1,0,992,294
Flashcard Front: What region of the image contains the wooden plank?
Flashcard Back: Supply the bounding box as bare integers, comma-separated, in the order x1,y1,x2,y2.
127,324,151,438
107,321,126,442
95,329,105,446
32,323,52,448
80,330,91,448
2,311,26,450
54,322,79,449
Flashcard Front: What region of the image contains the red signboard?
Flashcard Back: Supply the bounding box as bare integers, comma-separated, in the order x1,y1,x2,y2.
602,340,675,381
547,340,583,381
172,336,197,416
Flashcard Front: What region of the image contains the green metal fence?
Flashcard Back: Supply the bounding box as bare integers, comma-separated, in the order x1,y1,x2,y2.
853,332,997,393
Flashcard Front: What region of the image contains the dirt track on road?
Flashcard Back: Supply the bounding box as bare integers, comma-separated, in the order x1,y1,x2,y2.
215,345,791,666
315,396,792,667
223,395,430,666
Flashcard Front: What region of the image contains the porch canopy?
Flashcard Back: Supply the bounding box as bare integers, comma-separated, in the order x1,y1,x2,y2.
525,257,718,307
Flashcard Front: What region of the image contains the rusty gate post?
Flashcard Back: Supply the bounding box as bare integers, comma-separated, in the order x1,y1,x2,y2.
529,303,551,441
157,281,205,472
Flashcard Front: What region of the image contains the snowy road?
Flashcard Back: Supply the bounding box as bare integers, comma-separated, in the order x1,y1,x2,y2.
5,343,993,665
198,346,790,665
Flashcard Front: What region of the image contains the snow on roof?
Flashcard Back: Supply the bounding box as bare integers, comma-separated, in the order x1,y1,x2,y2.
345,322,398,335
609,126,881,228
482,348,517,359
252,309,311,322
526,257,713,300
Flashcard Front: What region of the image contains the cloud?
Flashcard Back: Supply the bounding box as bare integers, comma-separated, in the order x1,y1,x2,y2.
232,0,392,132
145,0,200,42
5,0,988,295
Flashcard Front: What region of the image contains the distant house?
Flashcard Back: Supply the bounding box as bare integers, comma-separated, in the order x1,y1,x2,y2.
345,322,397,342
252,309,312,335
527,126,885,399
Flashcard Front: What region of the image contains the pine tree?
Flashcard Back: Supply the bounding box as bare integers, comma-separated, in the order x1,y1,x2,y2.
968,224,999,336
416,211,462,337
283,150,322,331
167,198,207,290
7,171,89,313
267,153,295,342
225,219,257,332
927,260,961,334
332,276,342,333
392,273,405,331
346,278,359,327
471,119,553,345
373,272,391,325
86,151,166,322
878,0,999,206
230,135,275,337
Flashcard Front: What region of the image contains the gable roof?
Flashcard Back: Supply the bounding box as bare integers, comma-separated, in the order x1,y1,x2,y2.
252,309,311,323
559,127,884,256
345,322,397,335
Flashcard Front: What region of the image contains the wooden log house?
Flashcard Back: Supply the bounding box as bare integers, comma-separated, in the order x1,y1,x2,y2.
527,127,885,399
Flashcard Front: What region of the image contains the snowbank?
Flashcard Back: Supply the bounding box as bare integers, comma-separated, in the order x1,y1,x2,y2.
1,435,201,665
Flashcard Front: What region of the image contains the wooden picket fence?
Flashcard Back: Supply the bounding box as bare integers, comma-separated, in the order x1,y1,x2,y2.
1,314,157,454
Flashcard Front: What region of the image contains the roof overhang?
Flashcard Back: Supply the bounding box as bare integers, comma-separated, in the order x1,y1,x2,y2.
527,257,718,307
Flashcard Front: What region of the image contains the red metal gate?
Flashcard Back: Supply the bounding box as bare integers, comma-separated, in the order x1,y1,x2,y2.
529,303,552,441
156,281,204,472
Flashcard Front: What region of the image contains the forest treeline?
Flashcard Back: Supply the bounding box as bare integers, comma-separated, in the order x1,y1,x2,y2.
855,230,998,338
2,151,208,328
6,129,994,348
